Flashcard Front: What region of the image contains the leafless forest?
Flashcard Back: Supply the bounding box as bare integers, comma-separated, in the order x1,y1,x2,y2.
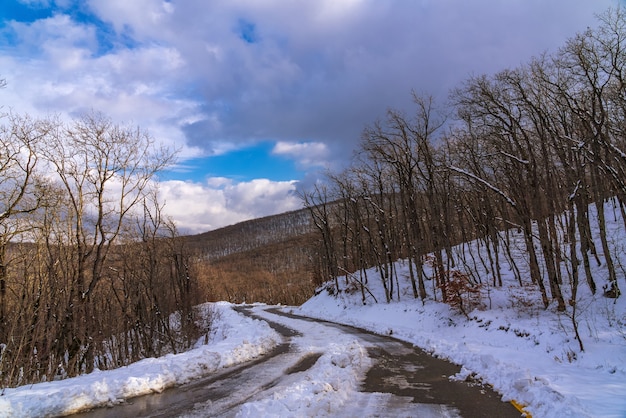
302,9,626,346
1,8,626,388
187,208,319,306
0,112,201,388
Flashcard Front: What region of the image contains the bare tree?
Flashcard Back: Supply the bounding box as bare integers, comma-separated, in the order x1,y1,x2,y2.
361,113,428,300
300,183,340,291
0,114,50,343
41,111,175,374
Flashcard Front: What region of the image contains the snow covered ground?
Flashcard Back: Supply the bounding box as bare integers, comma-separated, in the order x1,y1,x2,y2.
1,204,625,417
297,277,626,418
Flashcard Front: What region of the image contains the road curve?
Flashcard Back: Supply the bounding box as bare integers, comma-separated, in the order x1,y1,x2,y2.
74,306,521,417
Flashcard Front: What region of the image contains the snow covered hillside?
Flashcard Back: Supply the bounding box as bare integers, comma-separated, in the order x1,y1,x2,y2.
297,203,626,417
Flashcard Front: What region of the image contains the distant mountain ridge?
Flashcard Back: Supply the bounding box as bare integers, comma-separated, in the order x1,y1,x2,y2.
184,207,315,260
184,207,320,305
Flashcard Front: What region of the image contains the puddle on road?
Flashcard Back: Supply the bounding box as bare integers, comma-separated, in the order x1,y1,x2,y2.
285,352,323,374
382,375,431,391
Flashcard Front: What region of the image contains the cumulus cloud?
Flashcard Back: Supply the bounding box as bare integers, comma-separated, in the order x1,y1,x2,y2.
6,14,96,57
87,0,175,39
272,141,330,170
158,177,300,233
52,0,616,158
0,0,619,229
1,14,200,153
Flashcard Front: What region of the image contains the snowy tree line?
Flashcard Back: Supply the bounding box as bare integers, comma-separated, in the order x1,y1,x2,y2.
0,112,202,388
187,208,314,261
303,8,626,318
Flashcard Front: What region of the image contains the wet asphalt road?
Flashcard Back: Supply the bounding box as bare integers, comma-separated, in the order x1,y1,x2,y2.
73,307,521,417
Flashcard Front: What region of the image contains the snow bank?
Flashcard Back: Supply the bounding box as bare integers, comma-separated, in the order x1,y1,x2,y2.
235,340,371,417
0,302,280,418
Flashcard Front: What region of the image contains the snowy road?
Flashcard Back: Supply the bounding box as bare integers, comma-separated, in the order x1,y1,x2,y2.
74,306,520,417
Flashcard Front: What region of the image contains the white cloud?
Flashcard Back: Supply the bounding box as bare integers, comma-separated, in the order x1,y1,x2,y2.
1,15,200,154
87,0,175,38
17,0,51,6
5,1,619,159
7,14,97,59
272,141,330,169
158,177,301,233
1,0,620,230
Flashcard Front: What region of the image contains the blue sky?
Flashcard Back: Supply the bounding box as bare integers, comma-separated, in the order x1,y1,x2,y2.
3,1,49,21
162,141,300,183
0,0,620,232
